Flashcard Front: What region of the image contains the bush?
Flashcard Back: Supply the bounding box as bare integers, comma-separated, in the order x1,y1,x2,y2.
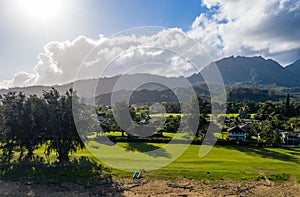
266,173,290,183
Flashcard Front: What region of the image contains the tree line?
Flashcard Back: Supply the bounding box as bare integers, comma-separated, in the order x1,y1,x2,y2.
0,88,84,164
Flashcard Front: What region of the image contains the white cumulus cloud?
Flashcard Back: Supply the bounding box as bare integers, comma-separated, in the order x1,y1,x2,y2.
189,0,300,65
7,28,211,88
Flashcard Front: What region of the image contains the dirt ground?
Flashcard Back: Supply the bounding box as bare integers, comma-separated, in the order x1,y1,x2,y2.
0,178,299,197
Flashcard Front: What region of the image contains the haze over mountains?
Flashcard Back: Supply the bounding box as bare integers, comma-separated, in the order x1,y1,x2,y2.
0,56,299,102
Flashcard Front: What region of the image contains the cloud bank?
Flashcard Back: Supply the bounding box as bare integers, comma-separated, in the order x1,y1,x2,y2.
189,0,300,64
4,28,210,88
1,0,299,88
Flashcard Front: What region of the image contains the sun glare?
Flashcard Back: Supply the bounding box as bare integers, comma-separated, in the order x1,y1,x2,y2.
17,0,64,21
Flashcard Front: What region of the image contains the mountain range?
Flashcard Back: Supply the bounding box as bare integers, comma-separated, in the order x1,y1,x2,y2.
190,56,300,87
0,56,299,103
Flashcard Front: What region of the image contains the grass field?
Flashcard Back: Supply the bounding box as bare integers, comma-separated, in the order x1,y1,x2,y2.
160,145,300,181
2,129,299,183
73,141,300,182
2,141,300,183
149,113,256,119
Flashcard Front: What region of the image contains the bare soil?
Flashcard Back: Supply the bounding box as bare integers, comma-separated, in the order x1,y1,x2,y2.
0,178,299,196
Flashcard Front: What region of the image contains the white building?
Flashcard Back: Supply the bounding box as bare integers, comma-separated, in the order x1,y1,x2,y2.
227,126,247,141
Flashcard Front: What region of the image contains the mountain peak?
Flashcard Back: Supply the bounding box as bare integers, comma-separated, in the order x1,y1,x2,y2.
197,56,295,86
217,55,268,63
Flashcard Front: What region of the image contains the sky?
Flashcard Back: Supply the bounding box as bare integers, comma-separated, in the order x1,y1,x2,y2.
0,0,299,88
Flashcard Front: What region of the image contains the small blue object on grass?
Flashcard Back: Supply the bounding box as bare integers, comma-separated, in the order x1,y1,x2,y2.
132,171,141,179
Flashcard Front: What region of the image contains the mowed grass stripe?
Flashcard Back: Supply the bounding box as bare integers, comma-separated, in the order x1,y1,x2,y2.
35,142,300,180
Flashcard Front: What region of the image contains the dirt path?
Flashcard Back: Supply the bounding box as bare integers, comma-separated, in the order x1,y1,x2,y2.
0,179,299,196
119,179,300,197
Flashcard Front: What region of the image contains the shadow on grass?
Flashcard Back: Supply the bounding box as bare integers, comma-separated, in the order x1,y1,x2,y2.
221,145,300,164
286,148,300,157
123,142,171,158
0,156,124,196
93,135,116,146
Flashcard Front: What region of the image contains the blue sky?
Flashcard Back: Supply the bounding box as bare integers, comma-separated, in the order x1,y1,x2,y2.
0,0,203,81
0,0,299,88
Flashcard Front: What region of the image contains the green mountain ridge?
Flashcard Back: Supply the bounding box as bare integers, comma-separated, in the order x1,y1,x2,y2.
198,56,300,87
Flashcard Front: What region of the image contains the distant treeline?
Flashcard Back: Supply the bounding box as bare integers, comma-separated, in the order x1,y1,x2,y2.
226,86,285,102
95,84,286,105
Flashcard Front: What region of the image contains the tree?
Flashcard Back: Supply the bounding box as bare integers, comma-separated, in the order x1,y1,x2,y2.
43,88,84,163
13,92,47,160
255,102,278,120
13,92,26,160
162,102,181,113
287,117,300,131
113,101,132,137
161,115,180,133
259,115,282,145
0,92,19,162
260,124,280,145
182,95,211,138
239,102,249,117
284,93,291,117
22,95,47,159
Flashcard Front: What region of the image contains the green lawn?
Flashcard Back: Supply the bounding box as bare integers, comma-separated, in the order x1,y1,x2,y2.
149,113,256,119
4,141,300,182
74,141,300,181
161,145,300,180
163,132,193,140
90,130,226,140
224,113,256,119
149,113,183,117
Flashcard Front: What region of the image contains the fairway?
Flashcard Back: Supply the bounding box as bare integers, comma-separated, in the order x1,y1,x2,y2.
162,145,300,180
79,142,300,181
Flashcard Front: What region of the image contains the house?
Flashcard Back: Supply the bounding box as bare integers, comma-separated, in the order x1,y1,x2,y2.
279,131,300,145
227,126,247,141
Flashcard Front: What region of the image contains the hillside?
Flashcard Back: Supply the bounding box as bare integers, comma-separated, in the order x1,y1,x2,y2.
196,56,299,87
286,59,300,74
0,74,185,98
